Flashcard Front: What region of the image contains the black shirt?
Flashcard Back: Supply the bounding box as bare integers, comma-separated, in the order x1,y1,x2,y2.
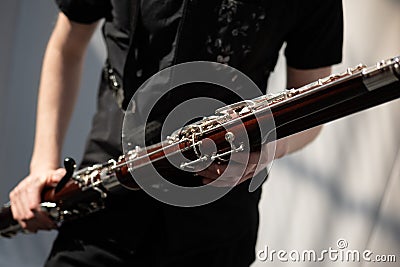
56,0,343,105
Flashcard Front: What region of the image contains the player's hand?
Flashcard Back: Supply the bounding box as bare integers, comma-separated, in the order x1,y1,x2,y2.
198,142,276,187
9,168,66,232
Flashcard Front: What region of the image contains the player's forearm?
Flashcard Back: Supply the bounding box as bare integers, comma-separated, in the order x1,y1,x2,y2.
30,44,84,172
29,14,98,173
274,126,322,158
273,65,332,158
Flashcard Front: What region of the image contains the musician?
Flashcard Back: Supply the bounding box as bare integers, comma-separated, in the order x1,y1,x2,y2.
9,0,343,266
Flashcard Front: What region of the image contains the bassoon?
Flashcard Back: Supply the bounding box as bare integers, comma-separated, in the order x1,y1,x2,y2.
1,56,399,238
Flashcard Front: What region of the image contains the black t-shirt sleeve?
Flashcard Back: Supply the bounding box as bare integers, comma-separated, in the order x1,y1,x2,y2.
55,0,111,24
285,0,343,69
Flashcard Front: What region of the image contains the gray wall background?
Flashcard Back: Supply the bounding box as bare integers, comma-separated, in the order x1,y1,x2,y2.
0,0,399,266
0,1,105,266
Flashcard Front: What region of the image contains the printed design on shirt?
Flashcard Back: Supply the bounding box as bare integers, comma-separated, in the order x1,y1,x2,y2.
206,0,266,65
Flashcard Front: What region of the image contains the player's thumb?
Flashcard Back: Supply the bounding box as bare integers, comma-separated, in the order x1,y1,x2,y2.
47,168,66,184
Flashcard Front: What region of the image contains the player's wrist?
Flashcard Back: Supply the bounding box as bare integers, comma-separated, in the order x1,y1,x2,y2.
274,138,290,159
30,158,60,174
